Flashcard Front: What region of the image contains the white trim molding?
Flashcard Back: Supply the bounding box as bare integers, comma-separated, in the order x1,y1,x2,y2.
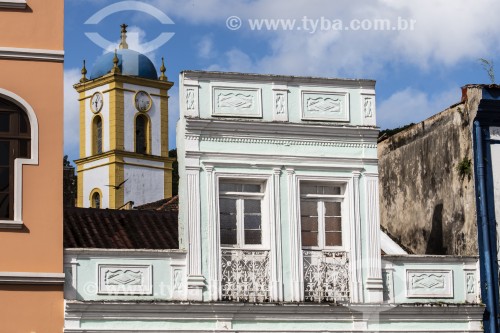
0,272,65,284
0,88,39,229
64,301,485,333
0,0,26,9
380,230,408,255
0,47,64,62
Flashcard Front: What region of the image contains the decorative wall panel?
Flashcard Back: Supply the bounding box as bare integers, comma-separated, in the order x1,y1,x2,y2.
301,91,349,121
212,87,262,118
98,264,152,295
406,269,453,298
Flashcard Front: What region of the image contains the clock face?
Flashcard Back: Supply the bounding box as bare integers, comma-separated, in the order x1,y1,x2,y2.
134,91,152,112
90,92,103,113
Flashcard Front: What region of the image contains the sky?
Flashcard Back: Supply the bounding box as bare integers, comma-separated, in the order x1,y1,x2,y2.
64,0,500,163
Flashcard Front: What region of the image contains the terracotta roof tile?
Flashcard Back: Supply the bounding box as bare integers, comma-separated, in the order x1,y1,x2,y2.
64,207,178,249
135,195,178,212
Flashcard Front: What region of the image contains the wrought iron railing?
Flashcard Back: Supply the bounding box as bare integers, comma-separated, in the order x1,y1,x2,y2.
220,249,270,302
302,250,350,302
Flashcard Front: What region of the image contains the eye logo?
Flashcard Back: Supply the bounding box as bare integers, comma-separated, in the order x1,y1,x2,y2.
84,1,175,53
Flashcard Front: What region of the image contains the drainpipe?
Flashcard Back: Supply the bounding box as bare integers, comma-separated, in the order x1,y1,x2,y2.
473,120,499,333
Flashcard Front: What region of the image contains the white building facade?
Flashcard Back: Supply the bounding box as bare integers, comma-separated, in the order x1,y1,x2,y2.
64,71,484,332
177,71,383,304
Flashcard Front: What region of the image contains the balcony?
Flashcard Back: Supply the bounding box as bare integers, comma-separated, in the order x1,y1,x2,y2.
302,250,350,302
220,249,270,302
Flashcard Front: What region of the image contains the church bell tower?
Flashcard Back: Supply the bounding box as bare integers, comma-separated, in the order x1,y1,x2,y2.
74,24,174,209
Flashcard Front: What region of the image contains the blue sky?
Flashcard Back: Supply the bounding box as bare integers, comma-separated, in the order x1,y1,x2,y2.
64,0,500,163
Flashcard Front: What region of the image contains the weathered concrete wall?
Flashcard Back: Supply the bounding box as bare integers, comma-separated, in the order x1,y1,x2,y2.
378,88,483,255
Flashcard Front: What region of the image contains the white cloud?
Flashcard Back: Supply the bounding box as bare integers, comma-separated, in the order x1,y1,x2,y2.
377,87,459,129
206,48,254,72
153,0,500,75
197,34,216,59
64,68,82,163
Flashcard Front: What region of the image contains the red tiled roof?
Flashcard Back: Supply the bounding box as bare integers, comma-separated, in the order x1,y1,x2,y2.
64,207,178,249
135,195,178,212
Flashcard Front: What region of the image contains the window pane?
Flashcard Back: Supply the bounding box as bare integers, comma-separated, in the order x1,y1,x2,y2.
300,184,318,195
19,140,29,158
300,201,317,216
244,199,261,213
220,213,237,229
325,217,342,232
244,214,261,229
0,167,8,192
19,113,29,133
221,229,237,245
0,192,9,219
301,231,318,247
0,141,9,165
322,186,341,195
219,183,241,192
220,198,237,245
325,232,342,246
219,198,237,213
325,201,341,216
244,230,261,245
0,113,10,132
301,216,318,231
242,184,261,192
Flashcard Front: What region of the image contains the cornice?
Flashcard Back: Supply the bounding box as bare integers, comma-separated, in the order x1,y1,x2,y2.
0,272,65,284
65,301,484,319
75,150,174,166
74,73,174,92
181,70,375,89
64,248,187,259
0,47,64,62
187,135,377,149
191,152,377,170
185,118,379,141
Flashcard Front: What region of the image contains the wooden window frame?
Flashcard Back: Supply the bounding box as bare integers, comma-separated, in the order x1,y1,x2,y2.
0,98,31,221
299,183,345,251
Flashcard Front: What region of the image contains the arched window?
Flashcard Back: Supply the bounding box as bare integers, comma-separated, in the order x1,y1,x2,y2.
91,191,101,209
135,114,148,154
92,115,102,154
0,97,31,220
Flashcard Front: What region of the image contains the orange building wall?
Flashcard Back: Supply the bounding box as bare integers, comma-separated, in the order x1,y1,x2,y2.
0,286,63,332
0,0,64,332
0,0,64,50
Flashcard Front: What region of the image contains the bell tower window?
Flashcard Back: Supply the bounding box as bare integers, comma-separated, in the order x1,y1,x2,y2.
92,115,103,154
135,114,149,154
92,192,100,209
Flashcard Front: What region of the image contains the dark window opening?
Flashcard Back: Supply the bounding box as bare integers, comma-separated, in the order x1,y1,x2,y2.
0,98,31,220
93,116,103,154
135,115,147,154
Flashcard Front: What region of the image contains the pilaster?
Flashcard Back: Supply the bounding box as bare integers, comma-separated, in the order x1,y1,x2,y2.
205,165,219,301
286,168,301,302
270,167,283,301
364,173,383,302
186,165,205,300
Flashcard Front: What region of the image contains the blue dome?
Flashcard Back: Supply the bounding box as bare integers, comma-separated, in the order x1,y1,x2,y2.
90,49,158,80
